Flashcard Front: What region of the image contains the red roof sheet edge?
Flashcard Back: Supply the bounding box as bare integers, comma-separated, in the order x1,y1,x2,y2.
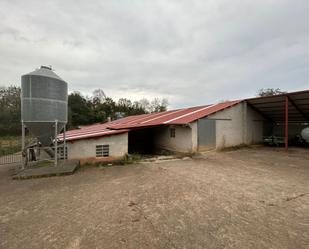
58,129,128,142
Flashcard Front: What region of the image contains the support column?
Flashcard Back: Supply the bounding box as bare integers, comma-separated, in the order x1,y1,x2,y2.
285,96,289,151
54,120,58,166
243,101,248,144
21,121,25,169
63,125,66,161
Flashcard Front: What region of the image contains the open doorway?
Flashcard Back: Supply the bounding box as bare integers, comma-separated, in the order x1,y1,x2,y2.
128,127,156,154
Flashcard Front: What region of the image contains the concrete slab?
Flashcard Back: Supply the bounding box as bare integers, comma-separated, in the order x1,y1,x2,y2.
12,160,79,180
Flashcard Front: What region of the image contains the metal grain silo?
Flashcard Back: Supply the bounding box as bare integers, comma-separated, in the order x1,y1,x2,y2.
21,66,68,146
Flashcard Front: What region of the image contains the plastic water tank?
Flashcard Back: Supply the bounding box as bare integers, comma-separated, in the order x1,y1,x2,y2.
301,127,309,142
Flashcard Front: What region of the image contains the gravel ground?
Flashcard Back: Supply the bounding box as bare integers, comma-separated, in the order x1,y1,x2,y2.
0,147,309,249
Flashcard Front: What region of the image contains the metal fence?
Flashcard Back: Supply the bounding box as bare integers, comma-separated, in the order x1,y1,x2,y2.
0,135,67,165
0,136,23,165
0,153,22,165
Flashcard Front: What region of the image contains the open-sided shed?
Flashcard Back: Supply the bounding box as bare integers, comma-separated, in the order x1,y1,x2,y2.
246,90,309,150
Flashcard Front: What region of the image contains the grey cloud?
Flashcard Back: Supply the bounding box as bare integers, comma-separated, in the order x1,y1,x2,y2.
0,0,309,108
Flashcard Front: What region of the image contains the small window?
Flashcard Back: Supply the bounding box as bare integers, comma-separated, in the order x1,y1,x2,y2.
170,128,176,138
96,144,109,157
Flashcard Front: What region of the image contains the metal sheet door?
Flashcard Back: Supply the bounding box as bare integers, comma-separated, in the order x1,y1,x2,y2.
198,118,216,150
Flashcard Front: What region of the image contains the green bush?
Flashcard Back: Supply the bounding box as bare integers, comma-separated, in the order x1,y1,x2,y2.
0,145,20,156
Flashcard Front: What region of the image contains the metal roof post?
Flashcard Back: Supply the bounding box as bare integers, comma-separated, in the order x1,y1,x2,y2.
285,96,289,151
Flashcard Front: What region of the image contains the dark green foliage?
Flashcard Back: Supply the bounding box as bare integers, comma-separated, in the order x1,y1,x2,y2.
0,86,21,136
0,86,169,135
257,88,287,97
68,91,95,128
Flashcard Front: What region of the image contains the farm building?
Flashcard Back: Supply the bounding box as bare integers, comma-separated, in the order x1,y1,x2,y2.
59,90,309,162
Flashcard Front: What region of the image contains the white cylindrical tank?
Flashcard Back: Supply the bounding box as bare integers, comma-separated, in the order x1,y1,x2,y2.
301,127,309,142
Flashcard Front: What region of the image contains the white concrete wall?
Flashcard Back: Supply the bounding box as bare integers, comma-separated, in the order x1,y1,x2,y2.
246,105,264,144
154,125,193,153
152,102,265,153
190,121,198,152
206,102,264,149
207,103,243,149
67,132,128,160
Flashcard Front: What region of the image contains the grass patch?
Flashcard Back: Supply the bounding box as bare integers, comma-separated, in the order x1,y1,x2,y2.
0,135,32,156
218,144,252,152
123,153,142,165
0,145,21,156
78,154,143,170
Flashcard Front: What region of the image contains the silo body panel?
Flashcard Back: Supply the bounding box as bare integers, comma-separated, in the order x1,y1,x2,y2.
21,67,68,146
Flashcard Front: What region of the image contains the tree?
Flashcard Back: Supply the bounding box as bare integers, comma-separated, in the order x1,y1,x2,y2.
68,91,94,128
131,101,148,115
257,88,286,97
92,89,107,105
117,98,132,110
0,85,169,135
0,86,21,136
149,98,169,113
137,98,169,113
138,98,150,112
95,97,116,121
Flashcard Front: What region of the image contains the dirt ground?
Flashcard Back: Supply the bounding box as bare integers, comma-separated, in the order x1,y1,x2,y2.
0,147,309,249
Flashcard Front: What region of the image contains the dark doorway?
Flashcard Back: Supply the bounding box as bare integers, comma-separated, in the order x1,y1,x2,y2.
128,128,156,154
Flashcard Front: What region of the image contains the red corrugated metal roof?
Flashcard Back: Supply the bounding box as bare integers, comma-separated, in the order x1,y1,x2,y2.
60,100,241,141
106,100,241,129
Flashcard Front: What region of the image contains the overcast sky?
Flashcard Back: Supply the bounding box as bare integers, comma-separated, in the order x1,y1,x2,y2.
1,0,308,108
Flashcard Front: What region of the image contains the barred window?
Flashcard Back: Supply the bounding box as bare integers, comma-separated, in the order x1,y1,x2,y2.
96,145,109,157
170,128,176,138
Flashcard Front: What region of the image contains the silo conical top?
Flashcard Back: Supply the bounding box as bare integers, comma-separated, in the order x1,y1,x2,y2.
26,66,64,81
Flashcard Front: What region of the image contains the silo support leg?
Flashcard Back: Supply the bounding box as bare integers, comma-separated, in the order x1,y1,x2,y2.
21,121,25,170
54,120,58,167
63,125,66,162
